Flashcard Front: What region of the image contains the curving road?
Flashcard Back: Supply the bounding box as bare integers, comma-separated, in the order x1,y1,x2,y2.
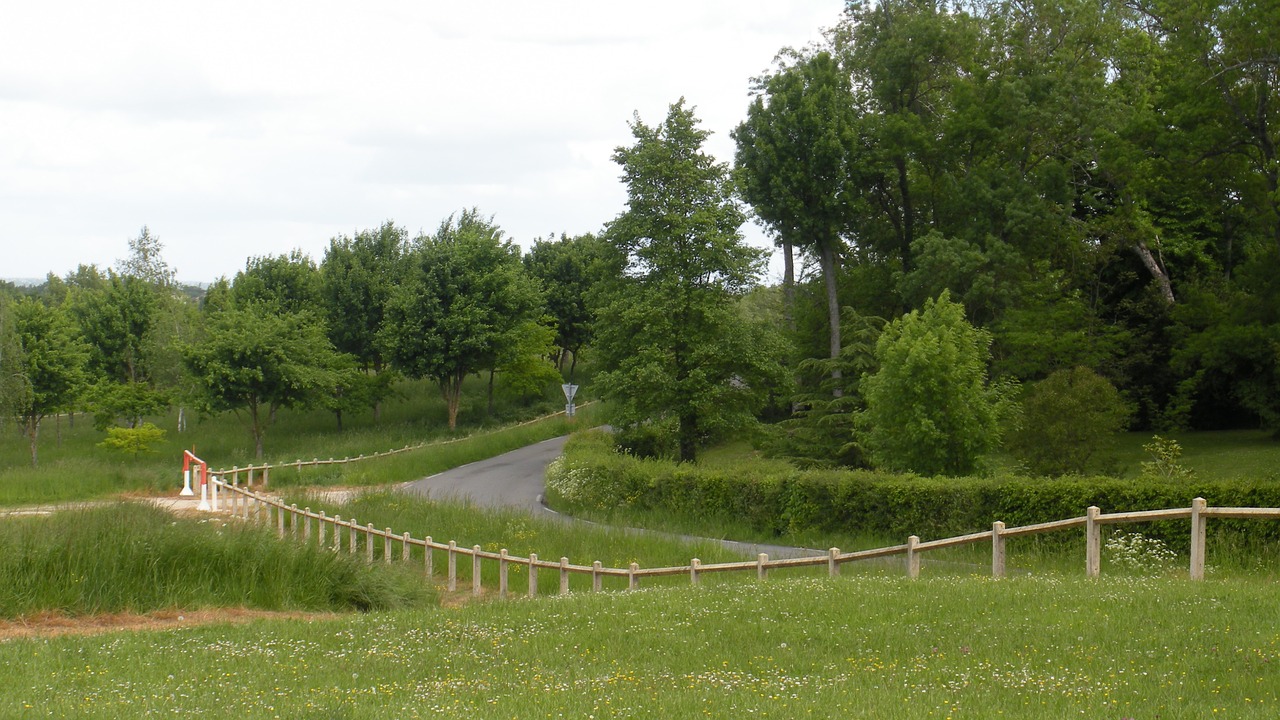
399,436,825,560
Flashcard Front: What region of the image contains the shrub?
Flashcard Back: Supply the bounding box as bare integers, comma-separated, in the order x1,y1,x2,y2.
1008,366,1131,476
860,291,1002,476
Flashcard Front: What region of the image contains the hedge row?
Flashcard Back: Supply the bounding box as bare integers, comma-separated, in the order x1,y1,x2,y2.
546,430,1280,547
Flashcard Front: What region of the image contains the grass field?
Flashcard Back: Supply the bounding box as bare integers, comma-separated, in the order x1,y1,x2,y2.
0,573,1275,718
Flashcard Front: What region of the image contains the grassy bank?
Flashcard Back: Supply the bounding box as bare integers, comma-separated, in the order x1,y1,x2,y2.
1,574,1275,718
0,503,433,618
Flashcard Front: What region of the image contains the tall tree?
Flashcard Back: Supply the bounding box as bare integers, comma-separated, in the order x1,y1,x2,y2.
9,298,88,466
734,49,860,393
320,221,406,372
232,250,322,316
183,304,340,458
522,233,603,379
860,291,1004,476
382,209,545,430
116,226,176,288
597,100,785,462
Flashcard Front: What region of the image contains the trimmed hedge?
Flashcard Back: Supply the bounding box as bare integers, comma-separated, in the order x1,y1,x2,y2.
547,430,1280,548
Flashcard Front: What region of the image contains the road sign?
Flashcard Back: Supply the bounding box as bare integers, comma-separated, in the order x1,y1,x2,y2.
562,384,579,418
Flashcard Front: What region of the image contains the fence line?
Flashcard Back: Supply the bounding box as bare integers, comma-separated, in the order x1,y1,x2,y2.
199,470,1279,596
199,403,594,488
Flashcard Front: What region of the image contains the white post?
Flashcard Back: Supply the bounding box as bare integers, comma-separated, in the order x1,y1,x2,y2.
528,552,538,597
448,541,458,592
592,561,602,592
828,548,840,577
1086,506,1101,578
210,476,220,512
425,536,434,576
992,521,1007,579
180,467,194,497
757,553,768,581
499,550,509,599
472,545,483,597
559,557,570,595
690,558,701,586
628,562,639,590
906,536,920,579
197,475,210,511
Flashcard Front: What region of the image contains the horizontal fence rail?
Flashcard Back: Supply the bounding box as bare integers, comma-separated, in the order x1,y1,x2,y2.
188,459,1279,597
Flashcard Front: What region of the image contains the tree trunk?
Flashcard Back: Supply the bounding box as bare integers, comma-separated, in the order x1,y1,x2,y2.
487,369,495,416
251,401,265,459
678,410,698,463
26,416,39,467
443,373,464,430
1134,238,1175,305
782,238,796,333
568,349,578,381
819,241,843,398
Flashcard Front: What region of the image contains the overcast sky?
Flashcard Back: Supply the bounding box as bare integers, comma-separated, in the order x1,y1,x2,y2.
1,1,844,284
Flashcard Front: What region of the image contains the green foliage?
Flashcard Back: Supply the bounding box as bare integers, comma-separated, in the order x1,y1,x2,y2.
96,422,167,457
550,430,1280,549
232,249,322,315
0,503,431,617
1140,434,1194,481
1008,366,1132,477
87,379,169,431
522,233,604,378
9,297,89,466
319,221,406,371
860,291,1003,476
382,209,547,430
183,304,342,458
596,100,786,462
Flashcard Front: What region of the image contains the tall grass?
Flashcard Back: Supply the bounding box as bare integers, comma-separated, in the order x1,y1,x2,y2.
1,574,1276,718
0,503,433,617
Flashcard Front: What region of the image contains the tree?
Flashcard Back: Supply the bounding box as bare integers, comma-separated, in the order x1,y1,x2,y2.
522,233,603,379
860,291,1004,476
1008,366,1133,476
116,226,176,287
232,250,322,316
183,304,340,458
320,221,406,372
382,209,546,430
733,49,860,393
596,99,786,462
9,298,88,466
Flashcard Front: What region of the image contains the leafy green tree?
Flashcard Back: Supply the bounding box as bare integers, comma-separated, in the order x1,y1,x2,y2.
9,298,89,466
522,233,603,379
596,100,786,462
183,304,340,458
97,422,166,458
320,221,406,372
733,49,860,392
382,209,546,430
860,291,1004,476
1008,366,1132,476
232,250,322,316
116,226,177,288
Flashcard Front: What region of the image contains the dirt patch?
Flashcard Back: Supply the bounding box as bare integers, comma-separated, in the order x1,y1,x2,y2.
0,608,345,642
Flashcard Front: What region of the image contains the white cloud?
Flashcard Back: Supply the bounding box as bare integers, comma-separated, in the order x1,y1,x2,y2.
0,1,842,282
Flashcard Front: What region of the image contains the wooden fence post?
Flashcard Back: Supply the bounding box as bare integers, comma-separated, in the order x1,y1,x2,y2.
528,553,538,597
318,512,326,548
402,532,411,562
628,562,639,590
472,545,482,597
559,557,570,595
1086,506,1101,578
906,536,920,579
366,524,375,563
690,558,701,586
448,541,458,592
332,516,342,552
384,529,393,563
262,466,269,488
348,517,358,554
592,561,602,592
757,553,768,581
303,508,311,543
425,537,434,577
1190,497,1207,581
828,548,840,577
276,503,284,538
499,550,509,599
992,521,1006,578
290,505,298,539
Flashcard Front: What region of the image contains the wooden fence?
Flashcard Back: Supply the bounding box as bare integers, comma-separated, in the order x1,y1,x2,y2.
199,470,1280,596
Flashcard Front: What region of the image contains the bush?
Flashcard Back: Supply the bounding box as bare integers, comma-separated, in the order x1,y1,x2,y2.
550,430,1280,548
1009,366,1131,476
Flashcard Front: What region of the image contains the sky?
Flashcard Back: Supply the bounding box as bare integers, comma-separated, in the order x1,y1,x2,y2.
1,1,845,284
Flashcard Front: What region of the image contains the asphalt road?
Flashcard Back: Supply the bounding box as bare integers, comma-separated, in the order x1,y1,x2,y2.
399,436,825,561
